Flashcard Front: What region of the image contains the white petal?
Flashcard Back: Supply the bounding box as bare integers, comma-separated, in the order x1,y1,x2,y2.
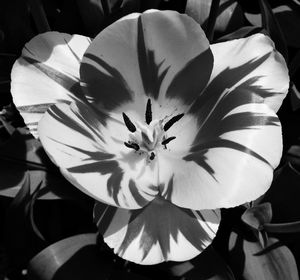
80,10,212,113
209,33,289,112
38,101,158,209
94,198,220,264
159,103,282,209
11,32,91,137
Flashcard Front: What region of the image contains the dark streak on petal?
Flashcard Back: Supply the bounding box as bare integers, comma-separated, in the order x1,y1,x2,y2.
189,53,272,117
128,179,149,207
189,138,271,167
68,160,123,206
184,151,217,181
166,49,213,105
137,16,169,99
23,56,83,101
81,53,133,110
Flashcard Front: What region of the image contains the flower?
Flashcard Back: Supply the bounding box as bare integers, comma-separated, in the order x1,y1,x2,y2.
11,10,289,265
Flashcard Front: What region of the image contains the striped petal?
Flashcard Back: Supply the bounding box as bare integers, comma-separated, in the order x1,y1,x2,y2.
94,198,220,264
38,101,159,209
11,32,91,137
80,10,213,114
206,33,289,113
156,33,289,210
159,101,283,210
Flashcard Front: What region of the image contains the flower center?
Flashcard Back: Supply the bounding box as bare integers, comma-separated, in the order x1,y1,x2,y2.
123,99,184,161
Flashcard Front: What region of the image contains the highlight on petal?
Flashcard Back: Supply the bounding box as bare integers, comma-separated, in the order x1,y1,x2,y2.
94,197,220,265
159,102,283,210
207,33,289,112
11,32,91,137
38,101,159,209
80,10,213,113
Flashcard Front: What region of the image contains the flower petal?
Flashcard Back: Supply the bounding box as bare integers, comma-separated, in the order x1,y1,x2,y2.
159,102,282,209
38,101,159,209
80,10,213,112
206,33,289,112
11,32,91,137
94,198,220,265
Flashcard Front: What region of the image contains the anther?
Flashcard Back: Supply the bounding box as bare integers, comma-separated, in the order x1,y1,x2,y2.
145,98,152,125
163,113,184,131
124,141,140,151
122,112,136,132
161,136,176,146
149,152,155,160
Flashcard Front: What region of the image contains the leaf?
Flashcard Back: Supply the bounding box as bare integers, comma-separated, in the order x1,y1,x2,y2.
27,234,113,280
241,203,272,231
182,246,236,279
290,49,300,78
76,0,106,37
263,221,300,233
246,5,300,48
76,0,141,37
3,173,42,267
263,163,300,222
216,26,263,42
287,144,300,168
258,0,288,60
185,0,244,40
229,231,299,280
290,83,300,112
27,0,51,33
0,128,86,200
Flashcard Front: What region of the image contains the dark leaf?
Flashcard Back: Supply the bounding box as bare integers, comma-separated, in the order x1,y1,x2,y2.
4,173,36,267
290,83,300,111
258,0,288,60
229,231,299,280
246,5,300,48
185,0,244,41
216,26,263,42
263,163,300,222
0,128,86,200
27,0,51,33
241,203,272,230
263,221,300,233
76,0,106,37
27,234,113,280
290,49,300,78
180,246,235,279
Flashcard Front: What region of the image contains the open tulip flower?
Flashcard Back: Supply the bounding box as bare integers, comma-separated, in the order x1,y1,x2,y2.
11,10,289,264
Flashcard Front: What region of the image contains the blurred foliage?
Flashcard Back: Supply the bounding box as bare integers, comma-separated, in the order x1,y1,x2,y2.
1,0,300,279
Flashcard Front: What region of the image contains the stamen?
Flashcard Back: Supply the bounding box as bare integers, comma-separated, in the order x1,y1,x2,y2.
124,141,140,151
145,98,152,125
122,112,136,132
149,152,155,160
163,113,184,131
161,136,176,146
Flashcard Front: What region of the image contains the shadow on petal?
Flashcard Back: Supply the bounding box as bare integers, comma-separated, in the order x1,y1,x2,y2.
94,197,220,264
